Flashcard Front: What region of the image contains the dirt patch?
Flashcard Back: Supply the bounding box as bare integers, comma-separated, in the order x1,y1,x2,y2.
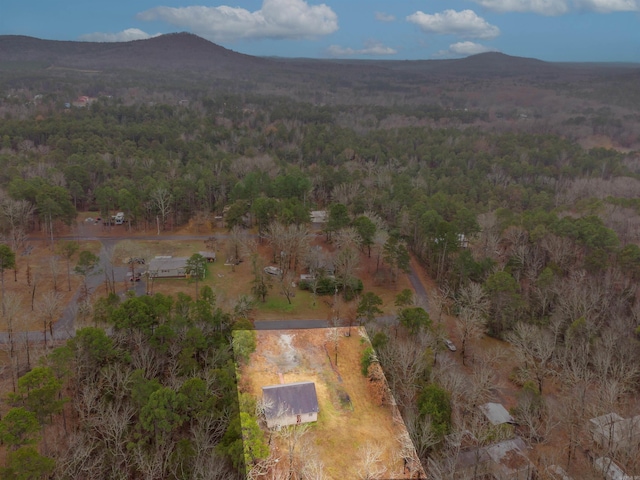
263,333,301,372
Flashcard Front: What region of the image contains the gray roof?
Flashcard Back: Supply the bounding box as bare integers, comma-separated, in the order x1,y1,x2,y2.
590,413,640,446
262,381,319,418
593,457,630,480
148,256,188,271
486,437,530,470
590,413,625,428
479,402,514,425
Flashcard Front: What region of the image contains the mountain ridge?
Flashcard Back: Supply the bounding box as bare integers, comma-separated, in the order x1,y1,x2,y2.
1,33,637,81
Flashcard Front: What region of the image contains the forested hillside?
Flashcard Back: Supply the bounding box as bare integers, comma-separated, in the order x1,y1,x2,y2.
1,38,640,479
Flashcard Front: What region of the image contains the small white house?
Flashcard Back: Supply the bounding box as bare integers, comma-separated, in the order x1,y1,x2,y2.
262,381,319,429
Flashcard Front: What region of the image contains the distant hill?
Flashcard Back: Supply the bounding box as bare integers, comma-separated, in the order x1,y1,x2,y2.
3,33,638,80
0,32,268,74
2,33,639,109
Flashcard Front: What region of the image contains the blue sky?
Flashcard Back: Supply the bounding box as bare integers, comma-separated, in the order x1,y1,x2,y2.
2,0,639,61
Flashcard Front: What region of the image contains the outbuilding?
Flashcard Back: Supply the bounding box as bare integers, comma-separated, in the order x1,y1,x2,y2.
198,251,216,263
147,256,188,278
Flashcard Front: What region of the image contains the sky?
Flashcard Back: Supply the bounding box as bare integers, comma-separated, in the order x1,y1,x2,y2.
1,0,639,62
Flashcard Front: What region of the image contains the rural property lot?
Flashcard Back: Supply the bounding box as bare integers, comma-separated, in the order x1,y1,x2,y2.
239,327,424,479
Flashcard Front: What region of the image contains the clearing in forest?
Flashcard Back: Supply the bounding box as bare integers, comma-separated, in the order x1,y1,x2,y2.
238,327,425,480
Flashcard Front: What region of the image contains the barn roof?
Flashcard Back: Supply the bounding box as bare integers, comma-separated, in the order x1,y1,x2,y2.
262,381,319,418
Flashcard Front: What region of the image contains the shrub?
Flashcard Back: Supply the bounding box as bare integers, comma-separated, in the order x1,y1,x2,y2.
418,384,451,439
371,332,388,351
361,346,375,376
342,277,363,301
299,275,363,300
232,330,257,364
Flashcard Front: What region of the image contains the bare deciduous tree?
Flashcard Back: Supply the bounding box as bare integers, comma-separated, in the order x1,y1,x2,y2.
332,183,361,206
280,270,297,305
430,285,451,323
400,408,439,463
226,225,249,270
372,229,389,273
277,423,311,479
49,256,60,292
149,187,172,233
0,197,35,251
455,306,487,366
506,322,556,394
377,332,431,408
38,291,61,348
356,442,387,480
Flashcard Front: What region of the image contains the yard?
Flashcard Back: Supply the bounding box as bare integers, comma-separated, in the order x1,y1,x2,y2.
239,327,424,479
130,233,414,323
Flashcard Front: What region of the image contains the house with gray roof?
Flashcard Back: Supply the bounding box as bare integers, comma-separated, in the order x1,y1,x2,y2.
262,381,319,428
147,256,188,278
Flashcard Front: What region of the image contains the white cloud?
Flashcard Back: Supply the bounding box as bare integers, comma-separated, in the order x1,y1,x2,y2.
470,0,570,15
406,9,500,39
470,0,640,14
327,40,397,57
137,0,338,42
79,28,159,42
375,11,396,22
437,41,498,57
575,0,640,12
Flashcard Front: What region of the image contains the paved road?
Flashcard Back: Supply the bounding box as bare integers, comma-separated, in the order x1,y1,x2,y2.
407,260,430,313
254,319,329,330
253,315,396,331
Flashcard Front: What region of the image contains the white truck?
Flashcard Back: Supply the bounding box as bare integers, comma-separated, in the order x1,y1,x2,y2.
113,212,125,225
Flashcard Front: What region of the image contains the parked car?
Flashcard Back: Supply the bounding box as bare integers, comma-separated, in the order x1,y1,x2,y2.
264,266,283,276
444,339,457,352
127,272,142,282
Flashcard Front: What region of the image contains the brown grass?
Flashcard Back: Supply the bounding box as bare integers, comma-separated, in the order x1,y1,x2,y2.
0,239,100,332
241,327,415,479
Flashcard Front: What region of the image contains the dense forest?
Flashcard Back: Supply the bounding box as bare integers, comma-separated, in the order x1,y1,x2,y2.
1,39,640,479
